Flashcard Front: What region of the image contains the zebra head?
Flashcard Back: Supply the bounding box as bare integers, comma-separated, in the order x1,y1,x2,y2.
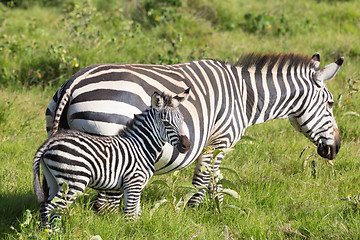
151,88,191,154
288,53,343,160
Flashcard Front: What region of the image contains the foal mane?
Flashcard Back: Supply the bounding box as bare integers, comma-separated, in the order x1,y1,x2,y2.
118,92,174,136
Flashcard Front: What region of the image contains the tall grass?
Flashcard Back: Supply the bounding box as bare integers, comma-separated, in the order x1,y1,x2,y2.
1,0,360,239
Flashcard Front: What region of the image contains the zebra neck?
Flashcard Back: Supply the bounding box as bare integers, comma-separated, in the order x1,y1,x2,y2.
236,63,309,127
121,108,164,158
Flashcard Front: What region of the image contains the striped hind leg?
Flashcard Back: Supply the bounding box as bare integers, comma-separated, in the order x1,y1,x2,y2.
95,191,123,214
188,150,225,206
39,161,90,230
40,182,86,230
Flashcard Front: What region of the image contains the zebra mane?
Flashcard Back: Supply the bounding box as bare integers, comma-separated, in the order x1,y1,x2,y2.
234,53,312,69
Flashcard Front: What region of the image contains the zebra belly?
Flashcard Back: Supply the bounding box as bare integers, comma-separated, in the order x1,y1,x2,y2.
69,118,124,136
67,101,141,136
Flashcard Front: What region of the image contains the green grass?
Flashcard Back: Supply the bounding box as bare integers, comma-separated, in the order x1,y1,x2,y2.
1,0,360,239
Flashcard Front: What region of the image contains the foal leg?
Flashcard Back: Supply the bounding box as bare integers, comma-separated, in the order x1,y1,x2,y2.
122,171,152,219
40,181,86,230
123,185,143,219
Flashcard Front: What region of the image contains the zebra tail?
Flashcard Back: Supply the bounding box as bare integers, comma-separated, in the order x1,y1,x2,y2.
51,89,71,135
32,144,47,204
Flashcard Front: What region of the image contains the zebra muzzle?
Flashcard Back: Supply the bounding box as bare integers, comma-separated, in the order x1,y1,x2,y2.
317,135,341,160
177,135,191,153
317,144,337,160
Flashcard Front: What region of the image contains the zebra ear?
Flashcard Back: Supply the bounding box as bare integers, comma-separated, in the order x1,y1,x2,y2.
311,52,320,70
315,57,344,83
172,87,191,107
151,92,164,110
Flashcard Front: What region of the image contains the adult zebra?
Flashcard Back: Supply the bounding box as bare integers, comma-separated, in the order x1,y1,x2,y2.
34,89,190,228
46,52,343,207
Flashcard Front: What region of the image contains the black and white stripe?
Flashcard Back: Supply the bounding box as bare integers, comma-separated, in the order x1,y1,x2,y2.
33,89,190,228
45,52,343,206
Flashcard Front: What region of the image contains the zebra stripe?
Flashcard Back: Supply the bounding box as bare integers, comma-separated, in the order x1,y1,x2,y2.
33,90,190,228
45,52,343,207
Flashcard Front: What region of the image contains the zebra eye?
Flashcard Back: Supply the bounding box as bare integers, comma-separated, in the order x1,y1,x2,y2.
327,101,334,109
163,120,171,126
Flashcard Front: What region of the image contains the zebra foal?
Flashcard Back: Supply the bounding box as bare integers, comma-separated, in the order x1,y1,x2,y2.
33,89,191,228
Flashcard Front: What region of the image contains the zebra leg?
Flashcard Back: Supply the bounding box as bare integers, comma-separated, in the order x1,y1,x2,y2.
95,191,123,214
188,150,225,206
122,171,152,219
40,200,68,231
123,185,143,219
40,184,85,230
187,153,211,206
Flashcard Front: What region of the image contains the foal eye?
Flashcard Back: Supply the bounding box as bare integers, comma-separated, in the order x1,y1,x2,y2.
163,120,171,126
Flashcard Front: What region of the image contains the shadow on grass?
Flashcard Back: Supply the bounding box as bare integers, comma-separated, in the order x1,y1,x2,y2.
0,191,38,237
0,183,191,238
0,190,99,238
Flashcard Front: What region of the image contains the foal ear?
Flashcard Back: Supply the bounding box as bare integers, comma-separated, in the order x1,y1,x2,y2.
151,92,164,110
315,57,344,84
172,87,191,107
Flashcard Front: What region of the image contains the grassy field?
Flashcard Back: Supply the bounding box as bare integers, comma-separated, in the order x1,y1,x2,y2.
1,0,360,239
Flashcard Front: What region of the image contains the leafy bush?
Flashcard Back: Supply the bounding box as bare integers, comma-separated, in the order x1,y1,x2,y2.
0,42,79,87
130,0,182,28
0,0,70,8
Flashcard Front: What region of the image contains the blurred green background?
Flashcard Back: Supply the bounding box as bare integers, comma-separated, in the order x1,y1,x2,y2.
1,0,359,239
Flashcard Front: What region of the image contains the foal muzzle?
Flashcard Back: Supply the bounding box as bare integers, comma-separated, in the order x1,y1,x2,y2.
177,135,191,153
